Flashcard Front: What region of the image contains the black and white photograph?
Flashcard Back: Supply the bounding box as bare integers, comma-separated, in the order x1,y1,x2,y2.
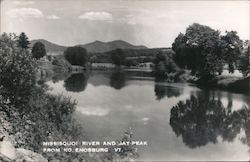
0,0,250,161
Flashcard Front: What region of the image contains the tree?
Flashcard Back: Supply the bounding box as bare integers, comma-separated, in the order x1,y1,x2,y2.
153,51,179,78
172,33,187,68
17,32,30,49
172,23,224,80
238,40,250,77
64,46,88,66
111,48,126,66
221,31,243,73
124,59,138,67
32,41,46,59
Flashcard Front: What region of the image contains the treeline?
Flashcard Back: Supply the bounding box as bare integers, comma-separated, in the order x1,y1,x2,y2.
90,48,172,67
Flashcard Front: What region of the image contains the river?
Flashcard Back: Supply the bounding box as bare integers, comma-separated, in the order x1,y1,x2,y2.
46,70,250,161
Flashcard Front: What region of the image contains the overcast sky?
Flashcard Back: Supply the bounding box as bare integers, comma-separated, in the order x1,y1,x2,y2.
1,0,249,48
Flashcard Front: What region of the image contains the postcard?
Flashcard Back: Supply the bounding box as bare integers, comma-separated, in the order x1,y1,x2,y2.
0,0,249,161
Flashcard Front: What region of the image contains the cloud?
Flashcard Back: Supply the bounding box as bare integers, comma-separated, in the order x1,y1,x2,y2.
12,1,35,5
77,106,110,116
47,15,60,20
7,8,43,18
119,14,137,25
79,11,113,21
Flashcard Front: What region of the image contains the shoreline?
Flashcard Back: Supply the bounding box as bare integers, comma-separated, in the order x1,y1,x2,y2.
190,76,250,94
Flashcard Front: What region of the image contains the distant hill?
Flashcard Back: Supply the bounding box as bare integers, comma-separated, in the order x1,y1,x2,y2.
30,39,67,55
78,40,147,53
30,39,147,54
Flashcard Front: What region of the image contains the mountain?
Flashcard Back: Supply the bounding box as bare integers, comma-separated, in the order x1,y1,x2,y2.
78,40,147,53
30,39,147,54
30,39,67,55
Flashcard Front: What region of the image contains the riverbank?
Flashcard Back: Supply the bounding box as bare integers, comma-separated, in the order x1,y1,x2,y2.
36,56,86,82
38,59,250,95
192,76,250,94
0,109,48,161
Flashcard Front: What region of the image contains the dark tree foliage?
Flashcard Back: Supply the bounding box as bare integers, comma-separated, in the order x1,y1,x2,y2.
172,23,246,80
17,32,30,49
111,48,126,66
221,31,243,73
124,59,138,67
170,91,249,148
238,41,250,77
64,46,88,66
172,33,187,68
153,51,179,78
32,41,47,59
0,33,36,108
172,23,223,80
0,33,95,161
64,73,89,92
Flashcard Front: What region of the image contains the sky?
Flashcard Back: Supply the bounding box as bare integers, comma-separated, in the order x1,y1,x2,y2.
1,0,249,48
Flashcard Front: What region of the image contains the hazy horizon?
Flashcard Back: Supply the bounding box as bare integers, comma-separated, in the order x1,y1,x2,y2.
1,0,249,48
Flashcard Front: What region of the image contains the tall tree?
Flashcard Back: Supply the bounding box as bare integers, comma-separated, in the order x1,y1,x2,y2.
172,23,224,80
32,42,46,59
111,48,126,66
221,31,243,73
17,32,30,49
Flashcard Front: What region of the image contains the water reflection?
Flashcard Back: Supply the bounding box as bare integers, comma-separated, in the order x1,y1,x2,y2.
246,120,250,153
154,83,182,100
170,91,250,148
64,73,89,92
45,71,250,160
109,70,127,90
1,68,145,161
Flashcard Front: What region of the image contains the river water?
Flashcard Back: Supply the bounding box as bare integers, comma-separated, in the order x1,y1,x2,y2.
46,70,250,161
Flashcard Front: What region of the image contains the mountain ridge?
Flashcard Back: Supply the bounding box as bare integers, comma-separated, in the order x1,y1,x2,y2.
30,39,147,55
